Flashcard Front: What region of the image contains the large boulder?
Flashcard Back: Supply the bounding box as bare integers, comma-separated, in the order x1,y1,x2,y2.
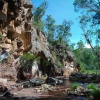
46,77,63,85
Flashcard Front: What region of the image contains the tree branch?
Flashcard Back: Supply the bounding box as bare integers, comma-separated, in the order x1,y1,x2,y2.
82,27,100,61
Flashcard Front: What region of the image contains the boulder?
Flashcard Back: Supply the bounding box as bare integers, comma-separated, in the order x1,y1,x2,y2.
46,77,63,85
75,86,85,95
29,78,44,86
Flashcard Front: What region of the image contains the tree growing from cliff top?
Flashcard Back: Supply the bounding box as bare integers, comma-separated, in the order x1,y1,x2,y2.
45,15,56,44
33,0,48,30
55,20,72,46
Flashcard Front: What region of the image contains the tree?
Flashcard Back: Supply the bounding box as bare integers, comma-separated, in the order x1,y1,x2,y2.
69,43,76,50
73,0,100,25
33,0,48,30
45,15,55,43
73,0,100,65
55,20,72,45
73,40,99,71
74,40,84,63
77,40,85,50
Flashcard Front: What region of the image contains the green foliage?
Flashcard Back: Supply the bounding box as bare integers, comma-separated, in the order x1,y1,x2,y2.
55,57,63,67
73,39,99,71
34,19,44,31
73,0,100,66
69,43,76,50
43,59,51,66
83,70,100,74
73,0,97,17
86,83,100,99
33,0,48,30
77,40,85,50
0,34,2,39
45,15,55,32
71,82,80,90
87,84,97,91
55,20,72,45
20,53,39,66
87,84,100,99
46,20,73,68
80,62,86,73
45,15,55,43
91,89,100,99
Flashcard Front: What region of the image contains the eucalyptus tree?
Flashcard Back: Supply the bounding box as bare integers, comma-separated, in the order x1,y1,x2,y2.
33,0,48,30
73,0,100,37
55,20,72,46
73,0,100,62
73,40,85,65
73,40,98,71
45,15,56,44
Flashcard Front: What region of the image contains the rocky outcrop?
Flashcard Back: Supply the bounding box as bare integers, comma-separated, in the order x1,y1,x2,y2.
0,0,33,55
51,44,78,76
69,72,100,83
30,27,52,60
0,0,78,82
0,0,34,81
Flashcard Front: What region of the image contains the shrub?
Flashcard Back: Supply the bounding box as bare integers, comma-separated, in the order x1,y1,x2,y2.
87,83,97,91
55,57,63,67
71,82,80,91
91,89,100,99
20,53,40,66
87,83,100,99
43,60,51,66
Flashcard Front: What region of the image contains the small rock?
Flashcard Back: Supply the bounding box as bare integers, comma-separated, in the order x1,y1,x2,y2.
5,38,11,44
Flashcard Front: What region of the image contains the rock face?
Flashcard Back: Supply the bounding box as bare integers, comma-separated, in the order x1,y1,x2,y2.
63,51,75,76
30,27,52,60
0,0,34,81
0,0,33,55
51,44,79,77
0,0,78,82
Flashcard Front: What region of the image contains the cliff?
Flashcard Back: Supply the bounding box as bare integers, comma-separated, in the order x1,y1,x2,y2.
0,0,78,82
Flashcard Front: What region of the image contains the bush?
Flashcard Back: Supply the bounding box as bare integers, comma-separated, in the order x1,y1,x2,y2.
91,89,100,99
55,57,63,67
87,83,97,91
43,59,51,66
20,53,40,66
87,83,100,99
71,82,80,91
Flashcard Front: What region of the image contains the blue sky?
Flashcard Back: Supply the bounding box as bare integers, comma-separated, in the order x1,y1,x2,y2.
32,0,84,44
